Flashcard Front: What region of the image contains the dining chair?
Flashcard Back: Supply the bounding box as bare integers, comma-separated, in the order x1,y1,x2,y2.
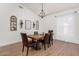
48,30,53,47
20,33,33,56
34,31,38,35
39,33,50,50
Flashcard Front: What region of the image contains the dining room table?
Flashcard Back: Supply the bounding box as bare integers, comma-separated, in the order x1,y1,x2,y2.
27,34,44,50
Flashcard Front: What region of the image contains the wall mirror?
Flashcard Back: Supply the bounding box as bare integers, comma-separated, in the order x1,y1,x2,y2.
36,20,39,30
25,20,31,30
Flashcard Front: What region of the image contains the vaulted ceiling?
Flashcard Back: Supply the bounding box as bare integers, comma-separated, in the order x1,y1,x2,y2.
22,3,79,16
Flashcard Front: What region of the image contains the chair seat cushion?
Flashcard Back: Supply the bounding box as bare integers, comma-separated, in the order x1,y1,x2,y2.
28,38,32,42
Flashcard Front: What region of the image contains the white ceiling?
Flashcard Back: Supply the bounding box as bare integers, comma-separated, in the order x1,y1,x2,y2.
22,3,79,16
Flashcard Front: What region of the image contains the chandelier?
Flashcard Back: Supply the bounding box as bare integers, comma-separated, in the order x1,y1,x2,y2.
39,3,46,18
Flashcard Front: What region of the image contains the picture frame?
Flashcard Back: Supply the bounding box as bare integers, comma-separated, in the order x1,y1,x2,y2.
36,20,39,30
10,16,17,31
25,20,31,30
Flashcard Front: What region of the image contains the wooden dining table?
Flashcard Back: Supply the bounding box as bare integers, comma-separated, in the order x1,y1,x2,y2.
27,34,44,50
28,34,44,41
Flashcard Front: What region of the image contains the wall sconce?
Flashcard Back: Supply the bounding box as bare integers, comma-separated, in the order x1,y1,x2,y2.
33,22,35,29
20,20,23,29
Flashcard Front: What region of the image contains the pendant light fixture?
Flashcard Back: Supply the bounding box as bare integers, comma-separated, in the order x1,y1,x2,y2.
39,3,46,18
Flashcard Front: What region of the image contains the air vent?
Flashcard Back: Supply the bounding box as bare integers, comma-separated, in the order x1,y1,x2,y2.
74,11,78,13
19,5,23,9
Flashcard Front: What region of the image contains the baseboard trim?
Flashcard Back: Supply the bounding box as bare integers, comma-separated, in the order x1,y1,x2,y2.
0,40,21,48
54,39,79,44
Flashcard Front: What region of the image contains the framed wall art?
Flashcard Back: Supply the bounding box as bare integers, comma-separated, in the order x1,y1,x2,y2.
25,20,31,30
10,16,17,31
36,20,39,30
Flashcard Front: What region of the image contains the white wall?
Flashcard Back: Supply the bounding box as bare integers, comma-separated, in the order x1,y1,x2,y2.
1,3,79,47
0,3,43,47
74,12,79,41
55,13,76,43
43,8,79,44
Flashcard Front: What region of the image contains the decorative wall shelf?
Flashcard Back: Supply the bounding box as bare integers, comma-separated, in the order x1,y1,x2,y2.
10,16,17,31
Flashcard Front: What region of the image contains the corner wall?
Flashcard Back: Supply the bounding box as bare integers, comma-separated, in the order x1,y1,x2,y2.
0,3,43,47
43,8,79,44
